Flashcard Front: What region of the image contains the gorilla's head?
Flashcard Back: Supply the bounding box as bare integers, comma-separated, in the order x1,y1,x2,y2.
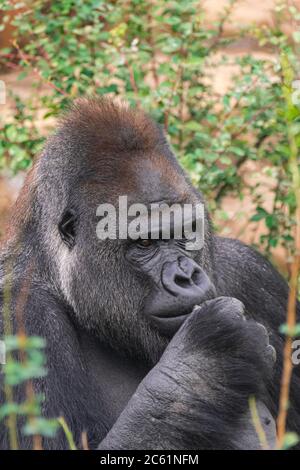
32,98,215,364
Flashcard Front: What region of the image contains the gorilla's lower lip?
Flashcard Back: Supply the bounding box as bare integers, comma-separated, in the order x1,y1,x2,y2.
150,311,192,336
154,304,200,319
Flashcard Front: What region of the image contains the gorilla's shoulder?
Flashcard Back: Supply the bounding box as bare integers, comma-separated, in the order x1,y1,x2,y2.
212,236,290,315
213,235,282,276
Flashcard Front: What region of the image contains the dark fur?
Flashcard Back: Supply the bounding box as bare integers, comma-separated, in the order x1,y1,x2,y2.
0,97,299,449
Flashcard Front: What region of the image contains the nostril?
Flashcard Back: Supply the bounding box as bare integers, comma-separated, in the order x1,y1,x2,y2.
191,269,201,286
174,274,191,289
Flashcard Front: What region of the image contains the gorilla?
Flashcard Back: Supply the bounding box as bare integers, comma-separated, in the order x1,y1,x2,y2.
0,97,299,450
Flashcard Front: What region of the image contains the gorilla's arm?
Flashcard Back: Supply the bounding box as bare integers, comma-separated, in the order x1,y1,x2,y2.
0,284,109,450
99,298,276,450
0,281,275,449
214,236,300,438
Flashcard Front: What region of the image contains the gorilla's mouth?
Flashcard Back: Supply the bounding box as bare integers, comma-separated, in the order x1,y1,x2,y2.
142,259,216,337
150,305,200,337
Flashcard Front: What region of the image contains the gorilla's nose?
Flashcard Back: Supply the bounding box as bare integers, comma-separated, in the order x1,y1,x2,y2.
162,257,209,298
143,256,216,337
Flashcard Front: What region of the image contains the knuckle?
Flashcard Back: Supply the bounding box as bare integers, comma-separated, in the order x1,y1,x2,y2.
253,322,269,343
266,344,277,364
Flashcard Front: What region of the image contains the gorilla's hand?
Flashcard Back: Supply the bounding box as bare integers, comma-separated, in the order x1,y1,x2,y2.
99,297,276,450
160,296,276,385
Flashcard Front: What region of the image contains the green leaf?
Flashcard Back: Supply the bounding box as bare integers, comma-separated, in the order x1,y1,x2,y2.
23,418,59,438
292,31,300,43
250,208,268,222
279,323,300,338
185,121,202,132
0,403,20,420
281,432,300,450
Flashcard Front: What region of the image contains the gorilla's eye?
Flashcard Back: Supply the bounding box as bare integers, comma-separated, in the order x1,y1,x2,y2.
58,210,77,249
137,239,153,248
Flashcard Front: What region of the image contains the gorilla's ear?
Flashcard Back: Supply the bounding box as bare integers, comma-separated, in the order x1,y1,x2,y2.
58,210,77,249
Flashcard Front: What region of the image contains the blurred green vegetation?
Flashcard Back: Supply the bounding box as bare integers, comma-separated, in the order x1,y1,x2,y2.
0,0,299,261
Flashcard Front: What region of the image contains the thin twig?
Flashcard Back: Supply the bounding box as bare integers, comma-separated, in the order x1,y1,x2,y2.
249,396,269,450
206,0,239,52
57,417,77,450
276,123,300,449
15,260,43,450
81,431,89,450
147,0,159,88
2,260,18,450
12,41,70,98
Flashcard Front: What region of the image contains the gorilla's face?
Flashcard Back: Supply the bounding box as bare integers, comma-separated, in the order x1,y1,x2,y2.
57,155,215,365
